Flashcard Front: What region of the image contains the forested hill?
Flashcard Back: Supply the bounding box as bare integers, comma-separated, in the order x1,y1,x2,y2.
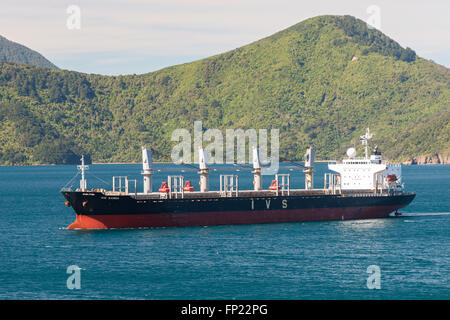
0,15,448,165
0,35,58,70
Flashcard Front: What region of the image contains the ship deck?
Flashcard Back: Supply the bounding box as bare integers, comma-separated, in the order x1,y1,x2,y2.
86,188,411,200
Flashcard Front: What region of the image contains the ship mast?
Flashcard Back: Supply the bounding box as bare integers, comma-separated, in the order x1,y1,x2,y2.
360,128,374,159
77,155,89,191
303,146,315,190
198,147,209,192
142,147,153,194
252,146,262,191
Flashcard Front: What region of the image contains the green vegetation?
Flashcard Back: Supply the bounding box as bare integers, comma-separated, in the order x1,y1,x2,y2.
0,35,58,70
0,15,448,165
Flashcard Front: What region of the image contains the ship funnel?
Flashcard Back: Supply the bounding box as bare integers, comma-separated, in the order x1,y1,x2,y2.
198,147,209,192
304,146,315,190
142,146,153,193
252,146,262,191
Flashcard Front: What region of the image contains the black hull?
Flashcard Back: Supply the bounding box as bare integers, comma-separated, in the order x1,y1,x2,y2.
62,191,416,229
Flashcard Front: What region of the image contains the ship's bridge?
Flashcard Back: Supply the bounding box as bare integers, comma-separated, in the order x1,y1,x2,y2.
328,129,402,191
328,158,387,190
341,155,382,165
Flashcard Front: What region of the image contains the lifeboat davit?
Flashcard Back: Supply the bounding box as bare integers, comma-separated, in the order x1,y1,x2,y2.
183,181,194,192
158,182,170,193
269,180,280,190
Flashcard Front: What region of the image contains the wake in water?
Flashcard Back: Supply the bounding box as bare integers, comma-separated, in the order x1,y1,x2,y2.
399,212,450,217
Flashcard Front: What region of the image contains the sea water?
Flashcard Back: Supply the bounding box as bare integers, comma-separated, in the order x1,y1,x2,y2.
0,163,448,299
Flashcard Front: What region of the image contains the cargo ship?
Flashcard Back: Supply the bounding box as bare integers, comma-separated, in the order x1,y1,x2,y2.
61,128,415,229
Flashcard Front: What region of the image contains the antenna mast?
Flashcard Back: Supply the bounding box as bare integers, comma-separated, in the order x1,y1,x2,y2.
360,128,374,159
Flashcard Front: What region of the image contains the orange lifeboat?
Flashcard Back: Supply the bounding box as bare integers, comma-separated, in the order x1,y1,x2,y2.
269,180,280,190
387,174,398,182
158,182,170,193
183,181,194,192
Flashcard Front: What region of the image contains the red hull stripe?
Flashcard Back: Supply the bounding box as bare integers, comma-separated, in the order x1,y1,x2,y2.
67,205,402,229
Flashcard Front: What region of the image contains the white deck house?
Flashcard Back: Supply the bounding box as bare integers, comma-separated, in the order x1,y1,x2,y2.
328,128,402,191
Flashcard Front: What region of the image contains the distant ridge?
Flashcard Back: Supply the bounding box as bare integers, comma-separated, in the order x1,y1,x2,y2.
0,35,58,69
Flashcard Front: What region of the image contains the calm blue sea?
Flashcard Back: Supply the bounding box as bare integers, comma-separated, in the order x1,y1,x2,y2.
0,163,448,299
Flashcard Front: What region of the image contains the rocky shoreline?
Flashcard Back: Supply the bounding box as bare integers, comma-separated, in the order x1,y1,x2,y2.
403,151,450,165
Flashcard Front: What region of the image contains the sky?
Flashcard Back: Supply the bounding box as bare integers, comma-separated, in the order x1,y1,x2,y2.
1,0,449,75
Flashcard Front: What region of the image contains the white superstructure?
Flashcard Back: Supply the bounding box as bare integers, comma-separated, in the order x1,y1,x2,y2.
328,128,402,191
